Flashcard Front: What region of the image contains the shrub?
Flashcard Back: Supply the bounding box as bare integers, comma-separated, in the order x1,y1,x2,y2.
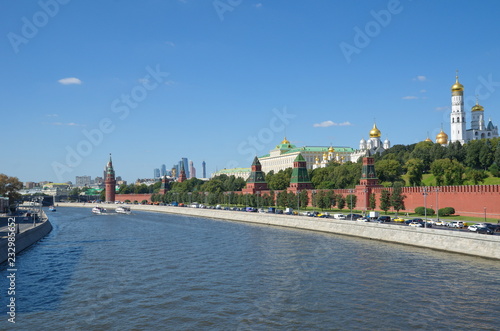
438,207,455,216
415,207,435,216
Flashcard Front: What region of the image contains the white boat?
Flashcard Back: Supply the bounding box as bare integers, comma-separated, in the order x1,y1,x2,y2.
115,206,131,214
92,206,107,214
49,206,56,212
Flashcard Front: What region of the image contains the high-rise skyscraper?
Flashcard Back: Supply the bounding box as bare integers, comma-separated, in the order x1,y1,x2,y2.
153,168,160,179
181,158,190,179
161,164,167,177
189,161,196,179
202,161,206,178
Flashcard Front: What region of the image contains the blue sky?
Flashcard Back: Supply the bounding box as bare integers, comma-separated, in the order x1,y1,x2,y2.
2,0,500,183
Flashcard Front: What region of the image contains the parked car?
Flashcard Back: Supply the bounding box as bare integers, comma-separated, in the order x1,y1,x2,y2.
476,225,495,235
345,213,363,220
405,218,422,225
434,220,447,226
468,224,488,232
377,216,391,222
393,217,406,223
449,221,465,228
409,222,423,227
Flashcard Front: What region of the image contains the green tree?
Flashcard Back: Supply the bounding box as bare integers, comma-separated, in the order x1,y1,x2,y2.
337,195,345,210
465,140,483,169
369,193,376,210
405,158,424,187
346,194,357,210
298,190,309,209
391,182,406,214
380,190,391,214
409,141,434,172
375,159,402,183
465,168,488,185
0,174,22,205
430,159,448,186
267,168,292,190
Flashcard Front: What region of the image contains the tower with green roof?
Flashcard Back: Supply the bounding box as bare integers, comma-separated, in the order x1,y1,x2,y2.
242,156,268,194
288,153,313,192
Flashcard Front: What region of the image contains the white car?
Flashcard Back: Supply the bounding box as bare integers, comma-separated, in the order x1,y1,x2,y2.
409,222,423,227
468,223,491,232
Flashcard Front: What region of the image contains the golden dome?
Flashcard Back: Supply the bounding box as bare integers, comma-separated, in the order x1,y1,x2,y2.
471,101,484,112
328,146,335,153
281,137,290,144
451,75,464,92
436,130,448,145
369,123,381,138
315,156,319,162
424,137,433,142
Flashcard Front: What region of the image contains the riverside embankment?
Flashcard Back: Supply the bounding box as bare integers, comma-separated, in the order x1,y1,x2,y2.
59,203,500,260
0,212,53,264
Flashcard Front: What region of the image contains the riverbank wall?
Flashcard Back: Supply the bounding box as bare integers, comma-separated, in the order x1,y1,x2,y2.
0,216,53,264
60,203,500,260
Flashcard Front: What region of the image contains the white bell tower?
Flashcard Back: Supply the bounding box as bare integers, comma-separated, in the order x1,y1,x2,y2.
450,72,466,144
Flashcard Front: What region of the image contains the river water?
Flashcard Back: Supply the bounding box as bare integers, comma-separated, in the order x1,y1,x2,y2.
1,207,499,330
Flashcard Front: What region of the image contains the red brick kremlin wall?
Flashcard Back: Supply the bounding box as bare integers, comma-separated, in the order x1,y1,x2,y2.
113,186,499,219
348,185,500,219
115,194,152,203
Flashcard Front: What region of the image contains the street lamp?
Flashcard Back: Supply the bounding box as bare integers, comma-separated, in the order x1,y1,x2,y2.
435,187,440,221
484,207,487,223
297,190,300,214
349,189,354,220
422,187,428,228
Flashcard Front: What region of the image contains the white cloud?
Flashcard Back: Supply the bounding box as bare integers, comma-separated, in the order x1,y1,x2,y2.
45,113,59,117
254,3,263,8
58,77,82,85
420,89,426,93
435,106,449,111
313,120,352,128
165,41,175,47
413,75,426,82
51,122,84,127
402,96,418,100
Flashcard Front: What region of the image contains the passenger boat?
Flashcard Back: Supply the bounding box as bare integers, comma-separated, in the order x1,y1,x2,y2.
49,206,56,212
92,206,107,214
115,206,131,214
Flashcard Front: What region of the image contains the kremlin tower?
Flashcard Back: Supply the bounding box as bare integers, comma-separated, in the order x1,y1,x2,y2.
105,154,116,202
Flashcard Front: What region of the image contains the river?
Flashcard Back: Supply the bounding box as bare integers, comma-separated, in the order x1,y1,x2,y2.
1,207,499,330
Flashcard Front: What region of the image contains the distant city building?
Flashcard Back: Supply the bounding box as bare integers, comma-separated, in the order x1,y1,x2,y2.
181,158,190,179
94,176,104,186
202,161,206,178
153,168,160,179
75,176,92,187
24,182,36,189
189,161,196,179
211,168,251,180
161,164,167,177
350,124,390,163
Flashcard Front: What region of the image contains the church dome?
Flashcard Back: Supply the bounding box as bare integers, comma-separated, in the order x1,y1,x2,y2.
281,137,290,144
328,146,335,153
451,75,464,92
369,123,381,138
436,130,448,145
472,101,484,112
424,137,433,143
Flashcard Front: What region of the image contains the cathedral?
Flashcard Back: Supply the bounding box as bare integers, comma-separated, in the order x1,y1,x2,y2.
449,74,498,144
350,123,391,162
